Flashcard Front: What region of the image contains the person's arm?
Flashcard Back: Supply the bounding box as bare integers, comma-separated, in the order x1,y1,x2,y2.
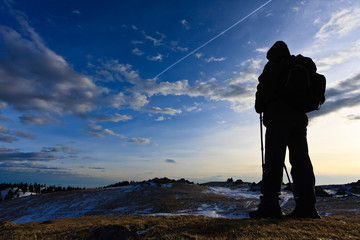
255,61,281,113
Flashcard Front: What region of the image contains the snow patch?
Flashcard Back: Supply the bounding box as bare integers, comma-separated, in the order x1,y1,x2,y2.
206,186,260,199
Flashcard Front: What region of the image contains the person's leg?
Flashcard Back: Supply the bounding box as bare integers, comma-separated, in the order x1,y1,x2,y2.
250,122,288,218
288,125,315,204
261,123,288,197
287,124,320,218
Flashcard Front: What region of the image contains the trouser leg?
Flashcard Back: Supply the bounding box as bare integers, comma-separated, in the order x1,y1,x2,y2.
261,123,287,199
250,123,285,218
288,125,316,205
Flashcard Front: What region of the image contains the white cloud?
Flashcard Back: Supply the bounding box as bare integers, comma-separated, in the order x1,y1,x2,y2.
0,20,108,124
142,79,193,97
255,47,268,53
0,102,7,109
98,56,261,114
0,124,17,143
109,92,127,108
348,114,360,120
211,58,261,112
132,48,144,56
155,116,165,121
195,52,203,58
315,8,360,40
177,46,188,52
0,145,75,162
72,10,81,15
0,124,10,134
0,4,262,125
317,40,360,71
92,113,132,122
128,93,149,110
131,40,143,45
0,116,11,122
13,130,35,139
313,18,321,25
0,123,35,141
240,58,262,69
180,19,190,29
310,71,360,119
205,56,226,62
148,107,182,116
103,129,126,138
129,138,150,145
86,124,105,138
144,31,166,46
186,105,202,112
148,53,163,62
0,134,18,143
100,60,142,84
86,124,126,139
108,92,149,110
292,7,300,13
19,113,61,125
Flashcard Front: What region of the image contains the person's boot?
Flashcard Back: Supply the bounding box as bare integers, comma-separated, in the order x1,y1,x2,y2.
249,196,283,218
286,204,321,219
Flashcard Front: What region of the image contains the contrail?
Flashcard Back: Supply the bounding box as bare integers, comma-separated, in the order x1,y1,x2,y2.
153,0,272,79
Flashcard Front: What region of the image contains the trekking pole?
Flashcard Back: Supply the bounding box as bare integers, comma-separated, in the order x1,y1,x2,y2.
283,163,295,199
259,113,265,177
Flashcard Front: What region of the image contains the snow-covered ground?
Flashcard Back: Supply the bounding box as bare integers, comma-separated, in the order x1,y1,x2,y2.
1,188,38,201
0,181,359,223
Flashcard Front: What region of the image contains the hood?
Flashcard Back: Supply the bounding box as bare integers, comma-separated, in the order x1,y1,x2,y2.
266,41,291,62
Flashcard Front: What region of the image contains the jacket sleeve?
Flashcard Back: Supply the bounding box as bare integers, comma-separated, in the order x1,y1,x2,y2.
255,61,284,113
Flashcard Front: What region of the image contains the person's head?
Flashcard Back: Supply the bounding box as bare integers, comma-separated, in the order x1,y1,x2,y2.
266,41,290,62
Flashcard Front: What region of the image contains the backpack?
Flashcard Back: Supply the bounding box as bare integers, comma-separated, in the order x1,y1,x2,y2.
283,55,326,113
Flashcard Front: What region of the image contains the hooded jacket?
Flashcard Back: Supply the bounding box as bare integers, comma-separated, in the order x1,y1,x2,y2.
255,41,308,127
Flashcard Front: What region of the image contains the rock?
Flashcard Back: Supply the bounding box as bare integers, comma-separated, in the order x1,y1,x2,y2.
250,182,261,192
336,189,348,195
234,179,244,185
89,225,137,240
349,186,360,194
315,186,331,197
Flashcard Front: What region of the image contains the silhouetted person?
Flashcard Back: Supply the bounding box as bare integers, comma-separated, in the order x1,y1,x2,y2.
250,41,320,219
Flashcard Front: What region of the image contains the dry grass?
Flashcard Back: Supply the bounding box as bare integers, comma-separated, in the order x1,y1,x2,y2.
1,215,360,240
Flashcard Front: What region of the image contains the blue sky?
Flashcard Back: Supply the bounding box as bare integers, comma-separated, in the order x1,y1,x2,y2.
1,0,360,186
